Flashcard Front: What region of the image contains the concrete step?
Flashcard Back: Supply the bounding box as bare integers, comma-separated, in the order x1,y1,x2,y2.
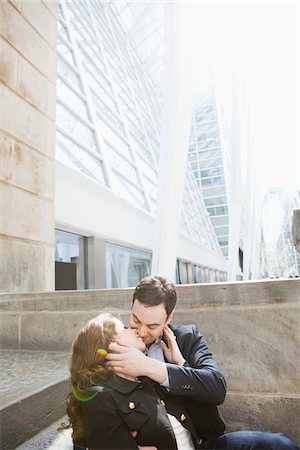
0,350,69,450
16,417,73,449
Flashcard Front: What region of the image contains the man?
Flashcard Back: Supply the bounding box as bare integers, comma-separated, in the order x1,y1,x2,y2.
106,275,299,450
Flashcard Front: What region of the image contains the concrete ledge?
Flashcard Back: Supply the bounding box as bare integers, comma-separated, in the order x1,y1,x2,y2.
0,379,68,450
221,393,300,445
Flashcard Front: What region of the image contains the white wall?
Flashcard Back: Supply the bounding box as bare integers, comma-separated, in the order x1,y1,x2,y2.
55,161,228,272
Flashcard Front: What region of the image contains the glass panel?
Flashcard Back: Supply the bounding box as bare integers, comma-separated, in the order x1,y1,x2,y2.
204,196,227,207
57,103,97,151
201,176,225,186
58,38,75,65
207,205,228,216
112,173,146,209
215,226,229,236
55,229,86,290
105,142,138,184
200,167,223,178
57,56,81,90
178,260,188,284
106,242,151,288
56,130,107,186
57,77,88,117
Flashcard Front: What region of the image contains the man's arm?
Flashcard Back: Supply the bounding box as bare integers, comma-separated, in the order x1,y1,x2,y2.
106,324,226,405
166,324,226,405
106,342,168,384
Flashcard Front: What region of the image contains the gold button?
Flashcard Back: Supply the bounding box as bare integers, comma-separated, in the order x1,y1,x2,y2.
128,401,135,409
197,438,203,445
180,413,186,421
160,399,165,406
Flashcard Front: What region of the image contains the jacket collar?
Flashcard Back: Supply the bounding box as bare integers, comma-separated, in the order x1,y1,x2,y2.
91,373,140,394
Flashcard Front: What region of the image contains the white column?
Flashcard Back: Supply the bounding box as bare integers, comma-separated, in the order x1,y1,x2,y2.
151,3,195,280
227,69,244,281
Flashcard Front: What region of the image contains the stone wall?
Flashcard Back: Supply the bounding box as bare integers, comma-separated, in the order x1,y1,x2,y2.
0,279,299,444
0,0,58,292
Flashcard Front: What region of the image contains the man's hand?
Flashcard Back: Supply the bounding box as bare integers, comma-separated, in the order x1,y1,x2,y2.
106,341,148,378
106,340,168,383
160,326,185,365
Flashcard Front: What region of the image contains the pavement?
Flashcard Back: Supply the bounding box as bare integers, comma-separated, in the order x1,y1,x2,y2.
16,417,73,449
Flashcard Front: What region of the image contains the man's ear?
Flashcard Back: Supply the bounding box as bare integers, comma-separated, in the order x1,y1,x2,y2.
165,311,173,326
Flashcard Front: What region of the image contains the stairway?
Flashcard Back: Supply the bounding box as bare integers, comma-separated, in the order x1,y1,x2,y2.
0,349,69,449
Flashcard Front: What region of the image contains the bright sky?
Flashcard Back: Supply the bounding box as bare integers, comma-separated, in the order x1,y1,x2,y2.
177,1,299,201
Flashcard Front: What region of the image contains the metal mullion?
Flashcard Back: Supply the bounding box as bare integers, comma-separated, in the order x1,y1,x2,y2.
57,126,103,162
96,4,152,213
130,51,162,146
136,150,157,175
109,6,156,158
58,52,80,76
58,32,73,51
143,174,157,188
91,87,118,119
105,141,137,170
57,98,93,130
68,4,97,44
95,109,127,146
112,168,146,208
58,13,67,27
57,136,104,184
86,65,111,96
57,73,87,103
77,41,106,74
116,36,159,170
61,0,112,188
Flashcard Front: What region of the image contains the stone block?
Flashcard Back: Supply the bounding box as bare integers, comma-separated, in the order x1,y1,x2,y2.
174,304,300,395
176,279,300,307
0,288,132,312
0,1,57,83
21,0,57,46
0,133,14,183
42,0,59,20
0,36,18,90
12,141,55,199
7,0,22,13
20,311,101,350
1,84,55,156
0,313,19,348
0,238,54,292
221,393,300,446
18,55,56,119
0,183,54,243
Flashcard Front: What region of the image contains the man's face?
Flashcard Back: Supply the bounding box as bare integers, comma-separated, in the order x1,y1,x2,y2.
130,299,173,346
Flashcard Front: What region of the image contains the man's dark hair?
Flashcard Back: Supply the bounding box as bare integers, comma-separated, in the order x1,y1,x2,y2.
132,276,177,316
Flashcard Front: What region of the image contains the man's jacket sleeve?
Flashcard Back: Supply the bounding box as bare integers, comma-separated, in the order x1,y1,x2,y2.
166,324,227,405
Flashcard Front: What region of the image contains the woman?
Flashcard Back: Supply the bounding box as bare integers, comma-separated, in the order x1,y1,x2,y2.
63,313,196,450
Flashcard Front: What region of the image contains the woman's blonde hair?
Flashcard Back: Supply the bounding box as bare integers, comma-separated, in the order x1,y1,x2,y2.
61,313,119,440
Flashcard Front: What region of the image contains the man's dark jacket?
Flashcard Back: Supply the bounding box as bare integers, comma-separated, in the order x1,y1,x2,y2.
158,323,227,443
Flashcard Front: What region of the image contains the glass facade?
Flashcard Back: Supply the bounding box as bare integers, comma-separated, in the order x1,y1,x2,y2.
260,188,299,278
188,85,229,258
56,1,224,256
56,1,164,214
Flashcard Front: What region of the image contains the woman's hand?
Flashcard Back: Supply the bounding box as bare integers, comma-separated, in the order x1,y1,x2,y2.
131,431,157,450
160,326,185,365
